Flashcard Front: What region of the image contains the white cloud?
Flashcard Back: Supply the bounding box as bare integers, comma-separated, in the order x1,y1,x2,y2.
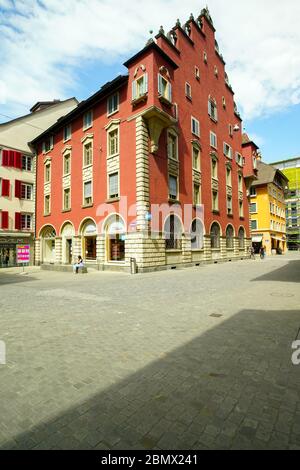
0,0,300,121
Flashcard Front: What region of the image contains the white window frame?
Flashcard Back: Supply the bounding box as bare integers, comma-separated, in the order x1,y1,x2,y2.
250,202,257,214
83,111,93,131
250,187,257,197
192,145,201,171
191,117,200,137
185,82,192,99
226,167,232,186
63,153,71,176
108,172,120,200
83,141,93,168
63,187,71,211
158,74,172,103
227,196,233,215
169,174,178,201
210,131,217,149
167,131,178,161
212,190,219,212
208,100,218,122
108,127,120,157
83,180,93,206
132,73,148,101
195,66,200,80
45,162,51,183
21,183,33,200
107,92,119,116
42,136,54,154
44,194,51,215
223,142,232,159
251,219,258,231
63,124,72,143
193,183,201,206
211,158,218,180
21,213,32,231
22,155,32,172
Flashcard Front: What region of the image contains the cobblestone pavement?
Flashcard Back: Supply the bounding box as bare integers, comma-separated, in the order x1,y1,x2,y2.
0,253,300,450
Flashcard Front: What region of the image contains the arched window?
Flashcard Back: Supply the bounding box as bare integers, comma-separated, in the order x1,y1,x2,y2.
190,219,204,250
164,215,182,250
238,227,245,249
226,225,234,249
210,222,220,249
104,215,126,262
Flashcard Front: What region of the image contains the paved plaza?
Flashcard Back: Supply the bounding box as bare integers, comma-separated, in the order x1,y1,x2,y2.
0,253,300,450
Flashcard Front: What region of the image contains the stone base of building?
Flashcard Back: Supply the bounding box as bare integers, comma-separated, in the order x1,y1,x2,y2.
36,233,251,275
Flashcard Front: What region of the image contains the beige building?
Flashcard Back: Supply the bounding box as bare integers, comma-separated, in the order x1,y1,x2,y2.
0,99,78,267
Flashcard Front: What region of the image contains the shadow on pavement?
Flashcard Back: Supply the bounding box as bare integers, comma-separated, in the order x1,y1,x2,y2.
0,309,300,451
252,261,300,283
0,273,39,286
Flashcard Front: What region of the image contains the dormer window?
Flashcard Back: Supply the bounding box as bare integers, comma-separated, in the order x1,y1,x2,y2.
132,74,148,102
83,111,93,130
158,74,172,103
107,93,119,116
42,136,54,154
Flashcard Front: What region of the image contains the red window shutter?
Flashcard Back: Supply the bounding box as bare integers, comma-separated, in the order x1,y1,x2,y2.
15,212,21,230
14,152,22,169
1,179,10,197
15,180,21,198
2,150,9,166
8,150,15,167
1,211,9,229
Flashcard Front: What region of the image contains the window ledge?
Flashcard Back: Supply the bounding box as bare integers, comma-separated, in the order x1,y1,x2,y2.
186,95,192,102
166,250,182,253
212,210,220,215
107,109,119,118
168,199,181,205
82,204,94,209
159,95,173,107
106,198,121,204
63,138,71,144
209,116,218,124
82,164,93,170
240,217,245,221
107,153,120,160
227,214,234,218
132,94,148,106
83,125,93,132
62,209,71,213
43,213,51,217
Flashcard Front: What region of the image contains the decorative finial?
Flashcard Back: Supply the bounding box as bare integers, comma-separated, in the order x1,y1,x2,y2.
189,13,194,21
159,25,165,35
176,18,181,27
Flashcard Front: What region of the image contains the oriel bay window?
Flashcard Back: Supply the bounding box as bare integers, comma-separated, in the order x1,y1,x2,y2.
169,175,178,201
108,172,119,200
83,181,92,206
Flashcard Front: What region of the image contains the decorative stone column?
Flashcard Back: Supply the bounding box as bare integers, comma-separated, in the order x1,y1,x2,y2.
72,236,82,262
203,235,212,263
55,237,62,264
136,116,150,233
182,234,192,264
34,239,41,265
233,237,240,258
220,236,227,260
96,234,105,265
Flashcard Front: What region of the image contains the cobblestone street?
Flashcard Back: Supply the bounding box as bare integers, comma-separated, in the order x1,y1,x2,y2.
0,254,300,450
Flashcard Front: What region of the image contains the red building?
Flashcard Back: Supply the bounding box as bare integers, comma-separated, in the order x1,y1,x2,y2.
32,8,251,272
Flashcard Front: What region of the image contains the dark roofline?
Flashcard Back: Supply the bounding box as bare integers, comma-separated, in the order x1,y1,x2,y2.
124,41,179,70
242,140,259,150
30,100,61,113
30,75,128,146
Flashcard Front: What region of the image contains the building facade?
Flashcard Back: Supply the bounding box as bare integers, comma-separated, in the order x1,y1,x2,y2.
271,157,300,251
247,160,288,255
32,8,251,273
0,99,78,267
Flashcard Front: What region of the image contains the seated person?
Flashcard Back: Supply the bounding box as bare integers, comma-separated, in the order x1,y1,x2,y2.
73,256,84,274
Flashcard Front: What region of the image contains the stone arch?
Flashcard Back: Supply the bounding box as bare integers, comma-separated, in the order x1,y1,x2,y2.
190,218,205,250
210,221,221,249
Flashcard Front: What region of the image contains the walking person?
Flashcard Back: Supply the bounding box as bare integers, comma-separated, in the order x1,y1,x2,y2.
259,246,265,260
250,245,255,260
73,256,84,274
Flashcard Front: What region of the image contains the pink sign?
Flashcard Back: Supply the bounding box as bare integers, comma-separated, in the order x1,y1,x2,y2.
17,245,30,264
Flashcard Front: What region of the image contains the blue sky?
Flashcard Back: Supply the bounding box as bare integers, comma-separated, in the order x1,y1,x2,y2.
0,0,299,163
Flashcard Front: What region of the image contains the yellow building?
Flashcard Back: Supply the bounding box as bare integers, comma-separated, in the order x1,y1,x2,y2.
250,161,289,255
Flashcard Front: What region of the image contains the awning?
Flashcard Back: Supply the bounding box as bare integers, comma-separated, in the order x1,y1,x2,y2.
271,236,285,242
252,236,263,243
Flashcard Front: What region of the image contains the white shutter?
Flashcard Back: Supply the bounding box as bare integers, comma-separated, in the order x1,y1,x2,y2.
144,73,148,94
132,80,137,100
